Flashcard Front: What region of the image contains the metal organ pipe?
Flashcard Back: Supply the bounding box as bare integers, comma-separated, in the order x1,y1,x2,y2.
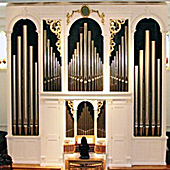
125,26,128,91
50,47,53,90
77,42,80,91
139,50,144,136
157,59,161,136
118,44,122,91
115,51,119,91
80,33,83,91
84,23,87,91
151,41,156,135
43,30,47,90
29,46,33,135
12,55,16,135
94,47,97,90
47,39,50,91
88,31,91,91
91,40,94,91
145,30,150,136
134,65,138,136
74,49,77,91
121,36,125,91
23,25,28,135
17,36,22,135
35,62,38,135
53,53,56,91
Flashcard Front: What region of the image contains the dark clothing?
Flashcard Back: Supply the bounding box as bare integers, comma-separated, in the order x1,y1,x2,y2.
79,144,90,159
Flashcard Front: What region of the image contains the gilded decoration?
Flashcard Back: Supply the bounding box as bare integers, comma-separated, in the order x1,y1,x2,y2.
97,101,104,118
68,101,74,118
66,5,105,25
46,19,62,56
109,19,126,56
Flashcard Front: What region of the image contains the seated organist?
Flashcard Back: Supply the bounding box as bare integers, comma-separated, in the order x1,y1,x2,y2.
63,135,106,154
79,136,90,159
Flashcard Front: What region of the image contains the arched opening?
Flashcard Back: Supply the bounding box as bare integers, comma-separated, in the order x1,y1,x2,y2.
68,18,103,91
134,18,162,137
11,19,39,136
77,101,94,135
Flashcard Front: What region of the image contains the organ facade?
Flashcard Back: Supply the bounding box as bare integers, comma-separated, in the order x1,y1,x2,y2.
6,2,167,168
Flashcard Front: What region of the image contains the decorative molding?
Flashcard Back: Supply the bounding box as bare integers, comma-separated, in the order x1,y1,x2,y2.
66,5,105,25
46,19,62,56
109,19,126,56
68,101,74,117
97,101,104,117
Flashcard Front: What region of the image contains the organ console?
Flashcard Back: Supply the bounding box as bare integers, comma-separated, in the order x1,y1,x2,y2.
63,135,106,154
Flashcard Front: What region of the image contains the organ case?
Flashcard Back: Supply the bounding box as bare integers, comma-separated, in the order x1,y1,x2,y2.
6,2,167,167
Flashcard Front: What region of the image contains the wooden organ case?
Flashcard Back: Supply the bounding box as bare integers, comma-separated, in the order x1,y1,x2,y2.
6,2,167,169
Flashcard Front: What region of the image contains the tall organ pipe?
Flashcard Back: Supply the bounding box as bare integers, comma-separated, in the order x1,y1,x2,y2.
47,39,50,91
121,36,125,91
145,30,150,136
151,41,156,135
35,62,38,135
157,59,161,136
53,53,56,91
84,23,87,91
74,49,77,91
139,50,144,136
91,41,94,91
17,36,22,135
80,33,83,91
43,30,47,90
118,44,122,91
23,25,28,135
88,31,91,91
13,55,16,135
97,53,99,91
115,51,119,91
77,42,80,91
125,26,128,91
94,47,97,90
50,47,53,90
29,46,33,135
135,66,138,136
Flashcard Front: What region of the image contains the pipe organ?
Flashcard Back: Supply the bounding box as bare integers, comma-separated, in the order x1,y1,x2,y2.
6,2,167,168
11,19,39,135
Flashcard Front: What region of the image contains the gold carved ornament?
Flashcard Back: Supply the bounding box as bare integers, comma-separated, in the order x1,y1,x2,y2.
68,101,74,118
109,19,126,57
97,101,104,118
46,19,62,57
66,5,105,25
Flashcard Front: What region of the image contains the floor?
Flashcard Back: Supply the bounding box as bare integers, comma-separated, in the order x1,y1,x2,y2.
2,164,170,170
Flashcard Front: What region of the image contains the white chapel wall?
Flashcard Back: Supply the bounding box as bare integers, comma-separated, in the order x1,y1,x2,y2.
0,5,7,132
